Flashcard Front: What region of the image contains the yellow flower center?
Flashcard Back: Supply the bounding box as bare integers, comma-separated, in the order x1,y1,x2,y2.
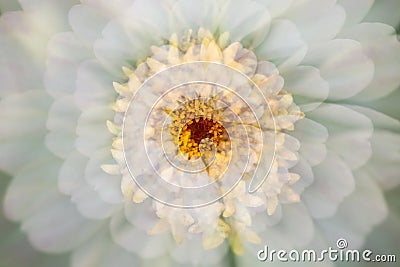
169,98,229,161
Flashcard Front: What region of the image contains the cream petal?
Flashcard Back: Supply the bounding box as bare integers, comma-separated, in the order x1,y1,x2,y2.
307,104,373,170
282,0,345,42
302,152,355,219
71,232,140,267
74,60,116,110
283,66,329,111
256,19,306,70
337,0,374,27
0,90,51,174
110,211,169,258
302,39,374,100
219,0,271,48
45,32,91,98
317,170,388,249
339,23,400,101
45,96,80,158
84,148,124,204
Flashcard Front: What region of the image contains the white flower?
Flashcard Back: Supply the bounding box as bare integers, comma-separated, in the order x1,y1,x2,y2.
1,0,400,267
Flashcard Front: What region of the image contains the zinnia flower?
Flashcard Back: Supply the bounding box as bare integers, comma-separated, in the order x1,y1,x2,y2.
1,0,399,266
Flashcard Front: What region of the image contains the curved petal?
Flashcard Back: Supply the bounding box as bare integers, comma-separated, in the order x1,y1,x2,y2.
68,4,109,45
292,118,328,166
339,23,400,101
171,0,223,34
302,39,374,100
110,211,169,258
317,170,388,249
45,32,91,98
84,148,124,204
71,231,140,267
218,0,271,48
74,60,116,110
0,90,51,174
282,0,345,42
302,152,355,219
283,65,329,112
307,104,373,170
256,19,307,70
45,96,80,158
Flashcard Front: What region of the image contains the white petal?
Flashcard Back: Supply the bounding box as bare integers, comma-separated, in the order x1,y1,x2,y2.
308,104,373,170
0,91,51,174
283,65,329,111
68,4,109,45
84,148,124,204
45,96,80,158
110,211,168,258
365,130,400,190
282,0,345,42
317,170,388,249
219,0,271,48
303,152,355,219
254,0,292,18
94,0,170,78
80,0,134,19
71,232,140,267
170,236,228,266
74,60,116,110
302,39,374,100
21,194,103,253
255,203,314,249
339,23,400,101
290,157,314,194
45,32,91,99
3,153,61,221
75,105,114,156
58,152,88,196
256,19,306,70
171,0,222,34
292,118,328,166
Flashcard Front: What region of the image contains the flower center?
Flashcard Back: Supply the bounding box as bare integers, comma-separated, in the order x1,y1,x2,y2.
169,98,229,160
178,117,227,159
